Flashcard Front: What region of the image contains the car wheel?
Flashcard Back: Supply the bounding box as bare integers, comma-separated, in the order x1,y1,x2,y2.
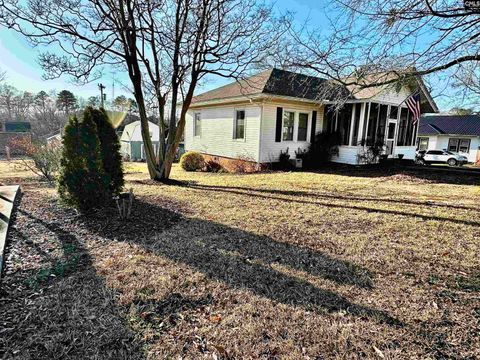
447,158,457,166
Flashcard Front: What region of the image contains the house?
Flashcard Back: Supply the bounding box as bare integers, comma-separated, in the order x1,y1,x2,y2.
120,120,160,161
184,68,438,166
417,114,480,164
1,121,32,156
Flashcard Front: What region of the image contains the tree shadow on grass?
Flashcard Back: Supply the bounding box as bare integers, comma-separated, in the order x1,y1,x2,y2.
175,183,480,227
85,198,401,326
181,183,480,212
304,164,480,186
1,202,146,359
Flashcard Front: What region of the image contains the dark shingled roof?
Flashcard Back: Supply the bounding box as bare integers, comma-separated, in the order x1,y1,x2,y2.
191,68,350,104
418,115,480,136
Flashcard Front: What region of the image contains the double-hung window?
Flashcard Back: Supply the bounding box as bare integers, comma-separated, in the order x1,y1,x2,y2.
194,112,201,137
283,111,295,141
297,113,308,141
234,110,245,139
448,138,470,153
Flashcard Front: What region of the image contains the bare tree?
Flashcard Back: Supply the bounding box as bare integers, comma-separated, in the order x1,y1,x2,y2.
0,0,288,180
287,0,480,96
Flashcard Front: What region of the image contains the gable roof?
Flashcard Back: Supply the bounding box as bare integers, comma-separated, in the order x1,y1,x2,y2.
418,114,480,136
191,68,349,104
191,68,437,112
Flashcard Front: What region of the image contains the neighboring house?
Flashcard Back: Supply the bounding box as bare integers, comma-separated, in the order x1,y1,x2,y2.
1,121,32,156
120,120,160,161
184,68,438,165
417,114,480,164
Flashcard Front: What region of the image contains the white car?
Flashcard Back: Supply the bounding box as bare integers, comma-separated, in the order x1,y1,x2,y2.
416,150,468,166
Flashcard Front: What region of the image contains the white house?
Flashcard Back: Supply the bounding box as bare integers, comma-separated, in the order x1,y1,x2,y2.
417,114,480,164
184,68,438,166
120,120,160,161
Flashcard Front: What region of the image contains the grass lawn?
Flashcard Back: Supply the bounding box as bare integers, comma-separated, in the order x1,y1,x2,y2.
1,160,479,359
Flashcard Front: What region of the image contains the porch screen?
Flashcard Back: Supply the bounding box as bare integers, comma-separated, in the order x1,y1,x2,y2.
366,103,380,146
351,103,362,146
360,103,370,145
337,104,353,145
324,105,336,133
376,104,389,143
397,108,415,146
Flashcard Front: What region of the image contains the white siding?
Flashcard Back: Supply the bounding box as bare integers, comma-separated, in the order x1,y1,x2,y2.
331,147,360,165
184,105,261,161
371,86,411,105
394,146,416,160
259,103,323,163
423,135,480,163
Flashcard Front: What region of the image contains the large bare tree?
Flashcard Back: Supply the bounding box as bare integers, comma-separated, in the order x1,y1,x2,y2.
288,0,480,95
0,0,288,180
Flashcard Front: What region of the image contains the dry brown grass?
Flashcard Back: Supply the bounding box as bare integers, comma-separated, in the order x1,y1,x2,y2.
1,160,479,359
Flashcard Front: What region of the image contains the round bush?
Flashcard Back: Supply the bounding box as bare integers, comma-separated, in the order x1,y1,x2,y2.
180,151,204,171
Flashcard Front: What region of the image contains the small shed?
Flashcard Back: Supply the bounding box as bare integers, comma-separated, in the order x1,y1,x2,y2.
120,120,160,161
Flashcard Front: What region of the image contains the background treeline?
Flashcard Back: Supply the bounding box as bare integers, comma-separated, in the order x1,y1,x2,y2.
0,84,138,137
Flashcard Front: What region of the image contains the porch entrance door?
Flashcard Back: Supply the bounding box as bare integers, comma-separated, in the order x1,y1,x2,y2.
386,120,397,156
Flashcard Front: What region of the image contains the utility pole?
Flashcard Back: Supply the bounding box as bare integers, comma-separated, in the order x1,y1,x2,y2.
98,83,106,108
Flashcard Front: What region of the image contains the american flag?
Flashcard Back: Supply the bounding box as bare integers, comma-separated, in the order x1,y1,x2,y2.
405,92,421,124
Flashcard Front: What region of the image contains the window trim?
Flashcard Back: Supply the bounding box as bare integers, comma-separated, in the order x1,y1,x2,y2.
281,109,312,143
193,112,201,137
233,108,246,141
448,137,471,153
282,110,295,142
417,137,429,151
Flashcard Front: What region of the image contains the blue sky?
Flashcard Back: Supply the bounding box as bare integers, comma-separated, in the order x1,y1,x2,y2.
0,0,467,111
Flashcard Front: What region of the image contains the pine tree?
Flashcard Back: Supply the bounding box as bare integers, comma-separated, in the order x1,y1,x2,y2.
57,114,109,212
84,107,124,195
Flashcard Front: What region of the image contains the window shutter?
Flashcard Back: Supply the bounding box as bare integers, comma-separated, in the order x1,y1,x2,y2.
310,110,317,143
275,107,283,142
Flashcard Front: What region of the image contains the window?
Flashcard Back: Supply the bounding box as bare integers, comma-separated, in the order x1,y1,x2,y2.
337,104,353,145
427,150,444,155
448,138,471,153
351,103,362,145
297,113,308,141
459,139,471,153
234,110,245,139
194,112,201,137
417,137,429,151
282,111,294,141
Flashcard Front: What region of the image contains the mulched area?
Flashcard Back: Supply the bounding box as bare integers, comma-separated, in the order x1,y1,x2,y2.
0,192,148,359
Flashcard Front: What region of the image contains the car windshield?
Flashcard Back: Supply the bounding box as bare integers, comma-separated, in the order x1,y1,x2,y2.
445,151,456,155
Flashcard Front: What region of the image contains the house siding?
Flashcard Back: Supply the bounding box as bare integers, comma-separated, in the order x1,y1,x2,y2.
331,147,359,165
259,102,323,163
421,135,480,163
184,105,262,161
371,86,411,105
